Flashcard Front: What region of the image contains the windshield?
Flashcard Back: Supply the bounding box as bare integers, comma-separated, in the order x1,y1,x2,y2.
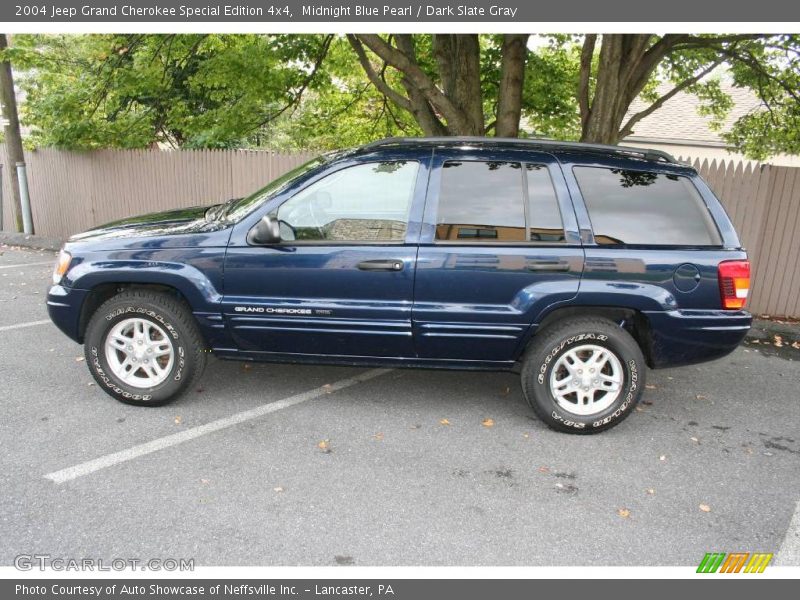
220,154,331,223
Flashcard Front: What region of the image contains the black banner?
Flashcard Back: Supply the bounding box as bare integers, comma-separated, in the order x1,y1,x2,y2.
4,579,800,600
3,0,799,22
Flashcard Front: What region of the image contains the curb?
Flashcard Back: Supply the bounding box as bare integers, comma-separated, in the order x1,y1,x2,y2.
0,231,64,252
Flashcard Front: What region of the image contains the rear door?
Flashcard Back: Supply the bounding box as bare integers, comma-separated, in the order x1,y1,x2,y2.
222,154,429,358
412,148,584,363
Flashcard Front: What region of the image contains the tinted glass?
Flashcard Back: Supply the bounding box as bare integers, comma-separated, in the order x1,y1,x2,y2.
277,161,418,242
435,161,525,242
527,165,565,242
574,167,722,246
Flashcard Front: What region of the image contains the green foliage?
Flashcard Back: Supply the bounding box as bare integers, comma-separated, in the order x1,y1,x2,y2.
10,34,333,149
521,35,583,140
722,35,800,159
4,33,800,160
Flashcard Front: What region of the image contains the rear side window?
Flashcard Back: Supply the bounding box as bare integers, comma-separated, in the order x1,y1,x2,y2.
435,161,565,243
573,167,721,246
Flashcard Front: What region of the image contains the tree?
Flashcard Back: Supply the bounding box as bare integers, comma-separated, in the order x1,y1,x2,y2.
9,34,335,149
0,33,24,232
576,34,800,152
347,34,530,137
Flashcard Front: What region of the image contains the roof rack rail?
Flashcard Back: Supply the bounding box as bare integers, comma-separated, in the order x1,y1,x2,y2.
359,136,679,164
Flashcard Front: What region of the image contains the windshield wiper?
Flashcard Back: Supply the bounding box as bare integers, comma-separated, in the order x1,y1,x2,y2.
205,198,240,222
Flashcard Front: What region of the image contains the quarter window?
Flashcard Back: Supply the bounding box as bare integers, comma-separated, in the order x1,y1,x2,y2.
573,166,722,246
276,161,419,242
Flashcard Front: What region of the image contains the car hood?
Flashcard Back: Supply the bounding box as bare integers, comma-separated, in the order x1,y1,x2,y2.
68,205,227,243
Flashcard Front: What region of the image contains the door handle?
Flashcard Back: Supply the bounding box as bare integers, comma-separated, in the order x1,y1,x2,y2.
527,261,571,272
357,259,405,272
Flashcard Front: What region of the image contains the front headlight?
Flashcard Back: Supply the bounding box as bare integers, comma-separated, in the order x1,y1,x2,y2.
52,249,72,285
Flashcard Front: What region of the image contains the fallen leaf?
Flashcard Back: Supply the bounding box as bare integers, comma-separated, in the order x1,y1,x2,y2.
538,466,550,473
696,394,708,400
439,419,451,426
744,446,754,454
174,416,182,425
273,486,284,493
635,406,643,412
792,341,800,350
523,433,529,439
659,455,667,461
200,478,210,484
322,384,333,394
87,382,95,386
699,504,711,513
409,424,421,429
242,363,252,371
482,418,495,428
690,436,699,443
645,384,657,390
646,488,656,496
371,432,384,441
502,386,511,395
75,356,85,362
317,440,331,453
617,508,631,518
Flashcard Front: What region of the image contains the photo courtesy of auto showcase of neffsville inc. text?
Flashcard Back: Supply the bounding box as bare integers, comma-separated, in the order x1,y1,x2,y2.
0,0,799,596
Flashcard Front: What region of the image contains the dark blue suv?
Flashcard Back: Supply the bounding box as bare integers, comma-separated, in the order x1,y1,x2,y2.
47,137,752,433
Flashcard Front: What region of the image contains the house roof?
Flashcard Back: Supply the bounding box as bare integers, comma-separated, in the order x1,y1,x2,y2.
623,82,763,146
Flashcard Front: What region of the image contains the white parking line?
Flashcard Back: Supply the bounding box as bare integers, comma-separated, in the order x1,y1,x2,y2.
776,499,800,566
0,319,51,332
0,261,54,270
44,367,393,484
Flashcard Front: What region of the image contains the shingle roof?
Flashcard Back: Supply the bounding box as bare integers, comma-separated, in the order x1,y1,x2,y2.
623,82,763,144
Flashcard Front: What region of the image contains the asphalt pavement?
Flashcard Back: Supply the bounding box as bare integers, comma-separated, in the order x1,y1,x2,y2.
1,245,798,567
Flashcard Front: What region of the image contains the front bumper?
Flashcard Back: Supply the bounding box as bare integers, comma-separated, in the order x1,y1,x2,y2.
643,309,752,368
46,284,89,343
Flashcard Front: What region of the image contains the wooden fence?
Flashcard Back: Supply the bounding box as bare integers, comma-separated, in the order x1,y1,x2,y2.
688,158,800,319
0,146,315,241
0,146,798,317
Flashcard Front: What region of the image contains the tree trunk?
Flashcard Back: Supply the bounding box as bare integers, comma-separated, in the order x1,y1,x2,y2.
432,34,484,135
0,34,24,232
495,34,529,138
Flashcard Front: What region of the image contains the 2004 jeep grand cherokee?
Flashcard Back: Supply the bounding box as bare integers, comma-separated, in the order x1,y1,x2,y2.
47,137,752,434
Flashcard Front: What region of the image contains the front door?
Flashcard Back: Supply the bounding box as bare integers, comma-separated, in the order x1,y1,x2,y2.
222,157,427,358
412,148,584,363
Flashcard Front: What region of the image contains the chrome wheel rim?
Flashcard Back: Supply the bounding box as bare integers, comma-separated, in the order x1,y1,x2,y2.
104,317,174,389
549,344,623,416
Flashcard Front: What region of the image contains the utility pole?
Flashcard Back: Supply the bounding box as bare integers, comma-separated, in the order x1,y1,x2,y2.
0,33,25,232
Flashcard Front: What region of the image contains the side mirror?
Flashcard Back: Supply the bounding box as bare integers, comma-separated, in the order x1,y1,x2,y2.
248,215,281,245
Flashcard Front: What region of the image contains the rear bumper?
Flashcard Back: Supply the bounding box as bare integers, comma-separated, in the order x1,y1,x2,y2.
642,309,752,368
46,284,89,343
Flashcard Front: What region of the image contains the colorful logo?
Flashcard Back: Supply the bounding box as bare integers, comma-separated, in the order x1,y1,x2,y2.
697,552,773,573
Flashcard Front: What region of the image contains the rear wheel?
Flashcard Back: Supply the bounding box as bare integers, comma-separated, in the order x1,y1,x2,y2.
521,317,645,434
84,290,207,406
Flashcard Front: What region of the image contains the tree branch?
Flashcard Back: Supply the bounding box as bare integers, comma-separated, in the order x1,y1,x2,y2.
354,33,468,132
619,57,724,139
346,34,412,111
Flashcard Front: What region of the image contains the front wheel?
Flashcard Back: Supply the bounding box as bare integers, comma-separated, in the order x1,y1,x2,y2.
521,317,646,434
83,290,207,406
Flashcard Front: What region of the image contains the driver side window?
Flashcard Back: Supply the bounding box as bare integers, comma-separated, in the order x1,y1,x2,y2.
276,161,419,242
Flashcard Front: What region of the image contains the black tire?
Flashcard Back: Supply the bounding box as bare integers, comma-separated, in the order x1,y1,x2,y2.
521,316,646,434
83,289,207,406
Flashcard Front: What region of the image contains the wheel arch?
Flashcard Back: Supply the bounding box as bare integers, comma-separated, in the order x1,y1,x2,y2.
77,282,194,344
519,305,655,367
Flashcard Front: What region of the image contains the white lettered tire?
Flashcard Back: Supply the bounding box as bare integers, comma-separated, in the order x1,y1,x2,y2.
521,317,645,434
83,290,207,406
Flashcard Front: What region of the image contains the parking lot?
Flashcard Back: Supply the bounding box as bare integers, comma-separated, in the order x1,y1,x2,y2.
1,244,798,567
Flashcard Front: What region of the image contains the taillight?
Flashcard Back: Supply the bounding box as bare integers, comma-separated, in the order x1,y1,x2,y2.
718,260,750,310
